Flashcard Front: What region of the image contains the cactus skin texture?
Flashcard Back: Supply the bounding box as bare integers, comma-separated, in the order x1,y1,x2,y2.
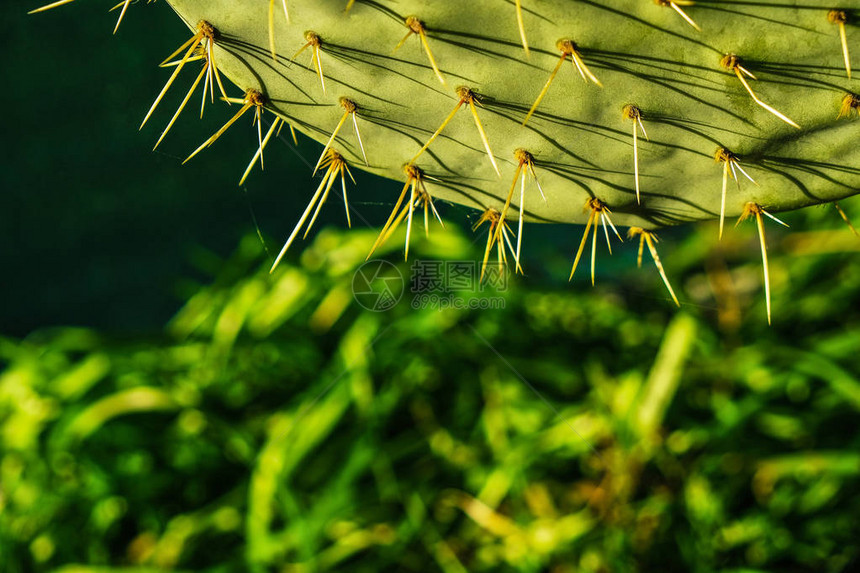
152,0,859,231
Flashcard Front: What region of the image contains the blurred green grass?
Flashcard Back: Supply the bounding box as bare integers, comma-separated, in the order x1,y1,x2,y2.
3,211,860,571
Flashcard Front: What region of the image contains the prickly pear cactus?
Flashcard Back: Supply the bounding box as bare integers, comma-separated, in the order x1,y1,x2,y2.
156,0,859,222
27,0,860,311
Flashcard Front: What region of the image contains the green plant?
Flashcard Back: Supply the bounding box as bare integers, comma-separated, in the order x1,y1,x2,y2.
3,224,860,572
28,0,860,317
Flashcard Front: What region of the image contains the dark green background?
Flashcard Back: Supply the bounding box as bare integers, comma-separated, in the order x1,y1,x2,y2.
2,1,390,335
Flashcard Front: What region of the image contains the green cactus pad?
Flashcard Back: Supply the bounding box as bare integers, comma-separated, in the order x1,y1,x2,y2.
160,0,858,229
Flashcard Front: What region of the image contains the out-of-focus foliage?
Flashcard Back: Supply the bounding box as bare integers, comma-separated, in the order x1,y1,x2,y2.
2,201,860,572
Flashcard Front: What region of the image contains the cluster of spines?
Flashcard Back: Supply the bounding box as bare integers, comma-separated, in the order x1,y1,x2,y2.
28,1,860,322
28,0,157,34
